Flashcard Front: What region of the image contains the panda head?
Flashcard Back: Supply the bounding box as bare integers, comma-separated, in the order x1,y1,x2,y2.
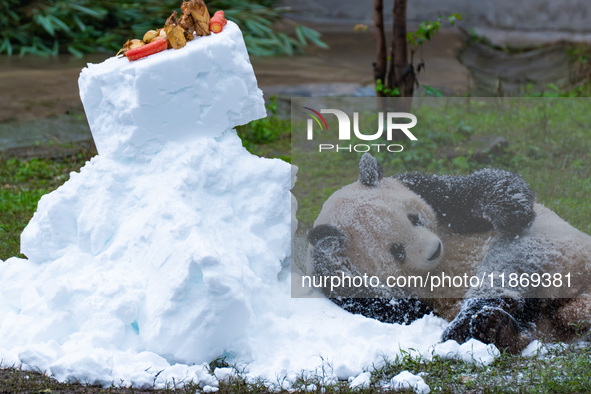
310,154,443,278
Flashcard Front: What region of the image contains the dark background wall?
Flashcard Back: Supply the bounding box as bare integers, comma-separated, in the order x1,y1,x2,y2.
282,0,591,33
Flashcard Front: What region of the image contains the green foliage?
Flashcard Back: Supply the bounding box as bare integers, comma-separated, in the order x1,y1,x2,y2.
522,81,591,97
422,85,444,97
371,344,591,392
407,13,462,50
236,96,291,160
466,27,495,48
375,13,461,96
208,355,230,372
223,3,328,57
568,43,591,64
375,78,400,97
0,0,325,57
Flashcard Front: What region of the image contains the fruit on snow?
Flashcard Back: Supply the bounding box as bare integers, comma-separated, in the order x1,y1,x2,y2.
125,39,167,61
210,10,227,33
117,0,222,58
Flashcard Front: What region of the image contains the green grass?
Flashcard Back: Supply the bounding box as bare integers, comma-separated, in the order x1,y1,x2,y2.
369,344,591,392
236,96,292,162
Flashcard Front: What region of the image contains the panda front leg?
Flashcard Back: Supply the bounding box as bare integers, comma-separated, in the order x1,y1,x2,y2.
443,236,559,353
308,224,432,325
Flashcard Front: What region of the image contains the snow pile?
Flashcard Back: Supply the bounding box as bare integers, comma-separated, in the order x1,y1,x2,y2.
0,19,498,389
0,130,293,386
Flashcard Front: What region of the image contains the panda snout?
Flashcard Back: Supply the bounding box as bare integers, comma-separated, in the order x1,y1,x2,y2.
428,242,442,261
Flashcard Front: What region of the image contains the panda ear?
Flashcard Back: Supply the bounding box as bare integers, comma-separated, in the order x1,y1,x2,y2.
359,153,383,187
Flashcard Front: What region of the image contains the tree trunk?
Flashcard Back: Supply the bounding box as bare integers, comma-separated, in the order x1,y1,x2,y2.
373,0,387,97
392,0,414,97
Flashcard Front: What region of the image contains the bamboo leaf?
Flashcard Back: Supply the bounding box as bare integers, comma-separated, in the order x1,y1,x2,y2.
34,14,55,36
47,15,71,33
2,0,326,57
67,44,84,57
70,3,106,19
52,40,59,56
301,28,328,49
295,26,307,46
279,33,294,56
72,14,86,31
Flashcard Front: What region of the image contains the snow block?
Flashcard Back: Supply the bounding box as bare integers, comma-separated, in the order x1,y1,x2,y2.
78,21,265,159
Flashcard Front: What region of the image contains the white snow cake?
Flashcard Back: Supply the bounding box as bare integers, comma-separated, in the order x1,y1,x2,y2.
78,21,266,159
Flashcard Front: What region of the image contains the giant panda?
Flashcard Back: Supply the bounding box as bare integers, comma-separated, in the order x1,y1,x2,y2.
307,153,591,353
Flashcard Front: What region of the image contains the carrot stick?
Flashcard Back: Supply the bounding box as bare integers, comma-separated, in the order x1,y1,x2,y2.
210,11,227,33
125,38,168,61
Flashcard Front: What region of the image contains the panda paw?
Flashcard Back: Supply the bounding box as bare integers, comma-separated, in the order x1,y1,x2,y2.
469,306,520,353
441,314,471,344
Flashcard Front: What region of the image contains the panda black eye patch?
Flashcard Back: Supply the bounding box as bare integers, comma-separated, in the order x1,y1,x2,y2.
408,214,422,226
390,243,406,264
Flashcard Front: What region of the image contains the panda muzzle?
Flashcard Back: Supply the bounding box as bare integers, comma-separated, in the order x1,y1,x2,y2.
428,242,442,261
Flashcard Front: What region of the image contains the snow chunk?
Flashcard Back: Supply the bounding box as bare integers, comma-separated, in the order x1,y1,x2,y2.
459,339,499,365
334,363,359,381
213,367,235,382
430,339,499,366
390,370,430,394
349,371,371,389
522,340,548,357
430,339,461,360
